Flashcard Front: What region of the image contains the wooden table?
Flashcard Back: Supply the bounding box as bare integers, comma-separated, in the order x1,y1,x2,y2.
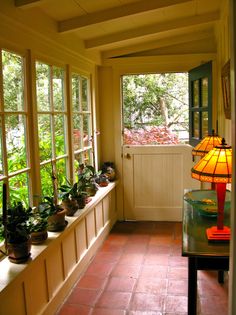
182,191,230,315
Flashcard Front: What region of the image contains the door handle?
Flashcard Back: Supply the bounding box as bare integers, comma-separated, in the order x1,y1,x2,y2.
124,153,131,159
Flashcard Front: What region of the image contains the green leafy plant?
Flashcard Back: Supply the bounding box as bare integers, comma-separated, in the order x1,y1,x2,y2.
39,196,64,217
27,206,49,233
59,181,79,201
0,202,32,244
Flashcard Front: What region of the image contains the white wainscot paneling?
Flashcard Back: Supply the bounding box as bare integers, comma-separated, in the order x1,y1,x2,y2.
0,182,117,315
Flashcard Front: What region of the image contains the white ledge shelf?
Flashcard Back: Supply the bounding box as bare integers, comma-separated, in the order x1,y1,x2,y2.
0,181,117,294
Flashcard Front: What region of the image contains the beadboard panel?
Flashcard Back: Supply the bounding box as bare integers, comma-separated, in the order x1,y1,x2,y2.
75,218,87,259
0,183,117,315
24,258,48,315
95,202,104,235
123,145,199,221
86,209,96,246
62,231,77,277
0,281,26,315
103,194,110,225
46,245,64,299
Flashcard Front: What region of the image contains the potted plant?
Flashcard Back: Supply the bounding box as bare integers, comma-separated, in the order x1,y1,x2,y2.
40,196,66,232
40,160,67,232
27,206,49,244
101,162,116,182
59,181,79,216
96,173,109,187
77,164,92,207
78,164,100,197
0,201,32,263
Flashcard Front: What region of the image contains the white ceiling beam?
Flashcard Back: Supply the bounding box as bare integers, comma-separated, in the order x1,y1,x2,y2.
102,30,215,59
85,11,220,49
58,0,192,33
15,0,41,8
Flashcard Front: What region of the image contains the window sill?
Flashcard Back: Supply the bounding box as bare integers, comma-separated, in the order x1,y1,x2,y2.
0,181,117,292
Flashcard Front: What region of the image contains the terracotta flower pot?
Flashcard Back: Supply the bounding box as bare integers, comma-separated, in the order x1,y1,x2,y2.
62,198,79,216
7,238,31,263
47,207,67,232
31,230,48,244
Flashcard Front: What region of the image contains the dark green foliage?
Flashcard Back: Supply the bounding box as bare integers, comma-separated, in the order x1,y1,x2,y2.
0,202,32,243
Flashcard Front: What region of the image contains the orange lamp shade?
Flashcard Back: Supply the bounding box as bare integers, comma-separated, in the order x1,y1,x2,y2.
191,139,232,240
191,140,232,183
192,134,222,157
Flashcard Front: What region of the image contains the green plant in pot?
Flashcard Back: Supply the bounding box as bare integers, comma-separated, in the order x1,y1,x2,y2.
0,200,32,264
78,164,100,197
40,161,67,232
59,181,79,216
27,206,49,244
77,164,91,207
40,196,66,232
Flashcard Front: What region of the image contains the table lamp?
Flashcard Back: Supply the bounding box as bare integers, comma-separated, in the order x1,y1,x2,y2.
192,131,222,157
191,138,232,241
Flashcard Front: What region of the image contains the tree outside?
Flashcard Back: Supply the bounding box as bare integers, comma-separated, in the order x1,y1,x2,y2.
122,73,189,145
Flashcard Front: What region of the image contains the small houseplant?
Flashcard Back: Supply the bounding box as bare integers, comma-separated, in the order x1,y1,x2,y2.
59,181,79,216
27,206,49,244
78,164,100,197
40,161,67,232
0,201,32,263
40,196,66,232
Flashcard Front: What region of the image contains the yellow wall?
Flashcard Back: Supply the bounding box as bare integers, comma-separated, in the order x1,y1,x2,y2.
216,0,231,142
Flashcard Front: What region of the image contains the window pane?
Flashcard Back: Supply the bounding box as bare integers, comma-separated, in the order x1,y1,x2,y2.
38,114,52,162
83,114,91,147
53,67,65,111
193,112,199,138
193,80,199,108
202,111,208,137
55,114,66,156
5,114,27,172
56,158,67,187
82,77,89,111
40,163,53,196
9,173,29,207
3,50,24,111
201,78,208,107
83,149,93,165
73,115,82,151
72,74,80,112
36,62,50,111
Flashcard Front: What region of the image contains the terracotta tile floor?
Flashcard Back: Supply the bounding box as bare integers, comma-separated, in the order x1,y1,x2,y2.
57,221,228,315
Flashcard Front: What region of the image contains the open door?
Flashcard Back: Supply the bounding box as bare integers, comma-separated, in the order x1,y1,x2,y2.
189,61,213,147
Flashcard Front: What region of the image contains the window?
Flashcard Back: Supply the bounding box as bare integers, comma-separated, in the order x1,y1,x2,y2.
122,73,189,145
71,73,93,177
36,61,68,196
0,50,95,209
0,49,30,207
189,62,212,146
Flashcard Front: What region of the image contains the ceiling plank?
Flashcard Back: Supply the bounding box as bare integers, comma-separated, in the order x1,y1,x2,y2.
58,0,192,33
102,30,215,59
15,0,41,8
85,11,220,49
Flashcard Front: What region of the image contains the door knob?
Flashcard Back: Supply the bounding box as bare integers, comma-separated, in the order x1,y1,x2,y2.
125,153,131,159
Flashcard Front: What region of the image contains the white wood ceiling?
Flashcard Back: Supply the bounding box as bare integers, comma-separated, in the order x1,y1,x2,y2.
14,0,223,61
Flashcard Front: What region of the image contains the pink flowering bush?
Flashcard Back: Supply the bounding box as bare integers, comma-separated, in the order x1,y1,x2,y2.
124,126,180,145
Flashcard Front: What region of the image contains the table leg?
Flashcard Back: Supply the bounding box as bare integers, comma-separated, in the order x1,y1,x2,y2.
188,257,197,315
218,270,224,283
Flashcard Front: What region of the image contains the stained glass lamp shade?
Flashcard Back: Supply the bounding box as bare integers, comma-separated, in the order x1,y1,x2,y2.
191,138,232,241
192,133,222,157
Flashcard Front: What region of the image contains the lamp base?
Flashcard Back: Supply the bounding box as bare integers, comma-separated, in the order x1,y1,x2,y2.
206,226,230,241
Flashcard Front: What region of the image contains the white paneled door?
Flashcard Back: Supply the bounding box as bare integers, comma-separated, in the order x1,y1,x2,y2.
123,145,199,221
